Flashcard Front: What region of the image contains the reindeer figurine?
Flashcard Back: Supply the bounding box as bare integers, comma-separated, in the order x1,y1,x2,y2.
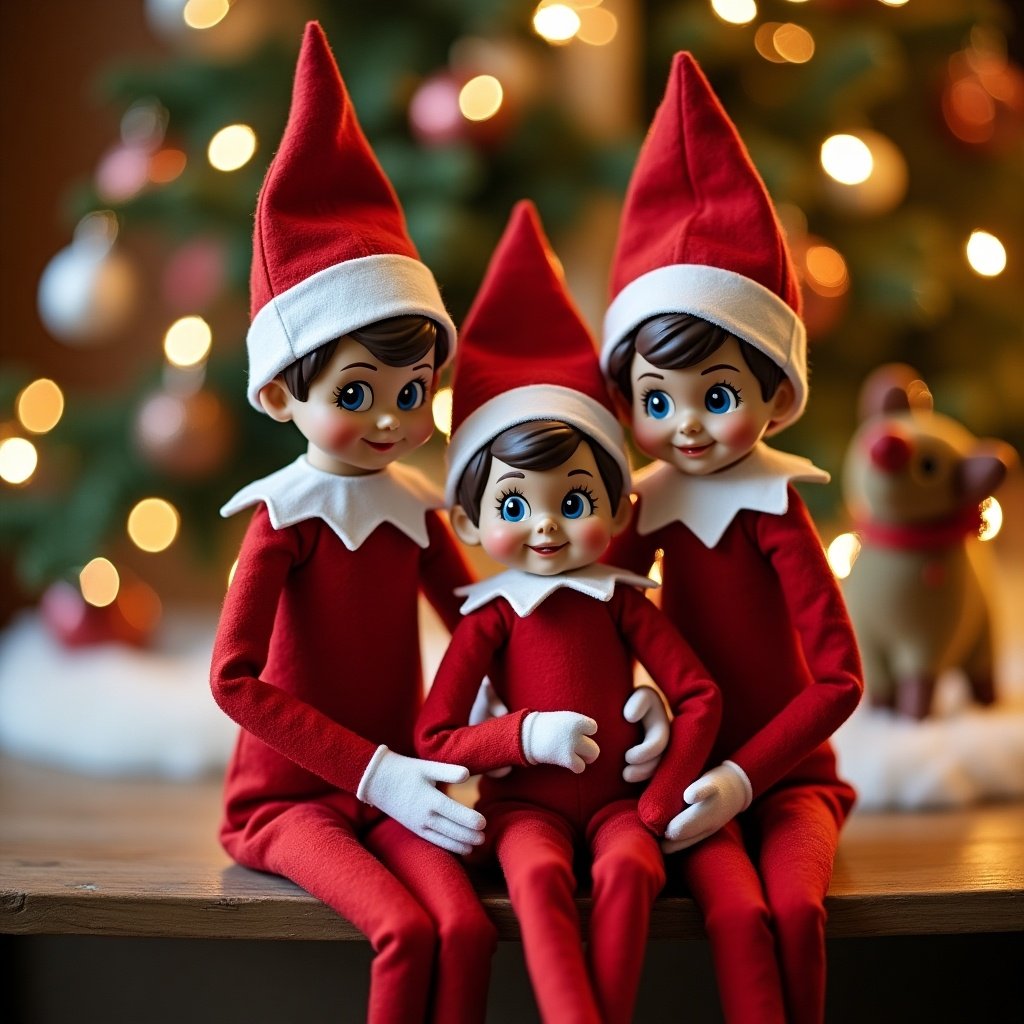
841,364,1017,719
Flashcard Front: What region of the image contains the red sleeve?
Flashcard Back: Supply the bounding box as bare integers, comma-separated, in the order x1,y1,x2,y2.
419,509,476,635
415,601,532,774
603,502,660,576
209,506,378,795
729,490,864,797
612,587,723,835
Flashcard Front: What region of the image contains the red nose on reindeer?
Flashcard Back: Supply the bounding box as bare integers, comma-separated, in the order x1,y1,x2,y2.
869,430,912,473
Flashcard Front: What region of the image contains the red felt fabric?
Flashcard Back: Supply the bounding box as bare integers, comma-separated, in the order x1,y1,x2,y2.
608,52,801,313
416,584,720,1024
449,201,614,438
211,504,494,1023
605,485,861,1024
249,22,419,319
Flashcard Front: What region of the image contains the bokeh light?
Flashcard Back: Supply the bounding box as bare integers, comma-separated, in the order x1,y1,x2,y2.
773,23,815,63
827,533,862,579
577,6,618,46
432,386,454,437
711,0,758,27
978,496,1003,541
207,124,257,172
17,379,65,434
533,4,582,44
80,557,120,607
0,437,38,485
804,245,849,297
821,134,874,185
164,315,213,367
183,0,230,30
966,230,1007,277
127,498,181,553
458,76,504,122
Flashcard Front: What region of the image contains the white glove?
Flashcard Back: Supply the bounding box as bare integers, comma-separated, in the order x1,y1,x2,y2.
357,745,486,856
521,711,599,774
622,686,671,783
661,761,752,854
468,678,513,778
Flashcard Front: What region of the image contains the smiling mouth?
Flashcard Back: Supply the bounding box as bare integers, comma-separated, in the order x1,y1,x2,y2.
529,543,567,556
363,440,398,452
675,442,715,457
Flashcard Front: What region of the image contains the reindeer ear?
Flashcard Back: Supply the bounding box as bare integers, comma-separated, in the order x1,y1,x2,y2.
880,386,912,415
857,363,930,421
954,442,1017,502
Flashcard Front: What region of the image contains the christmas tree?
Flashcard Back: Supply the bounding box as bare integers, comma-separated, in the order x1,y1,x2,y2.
2,0,1021,640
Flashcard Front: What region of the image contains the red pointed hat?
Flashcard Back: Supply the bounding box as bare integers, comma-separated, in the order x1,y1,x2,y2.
601,52,808,431
445,201,627,505
245,22,455,410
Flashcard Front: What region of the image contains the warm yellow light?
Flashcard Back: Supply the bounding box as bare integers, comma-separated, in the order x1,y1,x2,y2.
432,387,454,437
878,0,910,7
183,0,230,30
577,6,618,46
16,379,65,434
966,230,1007,277
207,124,257,172
458,76,504,122
821,134,874,185
805,245,849,297
533,4,582,44
0,437,38,485
979,496,1003,541
827,532,862,579
773,23,815,63
127,498,181,553
711,0,758,26
80,557,120,608
755,23,786,63
228,557,239,588
164,315,213,367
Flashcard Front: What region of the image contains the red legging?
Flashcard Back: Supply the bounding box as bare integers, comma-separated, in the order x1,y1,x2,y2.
680,785,846,1024
228,800,496,1024
491,799,666,1024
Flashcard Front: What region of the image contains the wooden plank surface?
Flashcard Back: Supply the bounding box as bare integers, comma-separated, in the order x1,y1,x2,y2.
1,755,1022,941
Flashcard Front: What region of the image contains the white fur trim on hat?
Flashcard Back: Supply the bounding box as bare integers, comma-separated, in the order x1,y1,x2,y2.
246,253,457,411
601,264,808,433
445,384,629,507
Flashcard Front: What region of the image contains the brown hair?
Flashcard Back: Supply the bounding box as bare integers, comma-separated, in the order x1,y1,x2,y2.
281,315,445,401
607,313,786,404
456,420,624,526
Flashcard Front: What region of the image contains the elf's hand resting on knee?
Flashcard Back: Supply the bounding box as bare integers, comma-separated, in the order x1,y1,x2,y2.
661,760,752,853
357,746,487,856
521,711,599,773
622,686,670,783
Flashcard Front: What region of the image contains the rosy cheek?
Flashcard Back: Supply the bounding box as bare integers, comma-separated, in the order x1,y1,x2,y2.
481,522,524,562
322,415,365,450
576,519,611,558
405,410,434,449
632,417,667,459
716,412,762,449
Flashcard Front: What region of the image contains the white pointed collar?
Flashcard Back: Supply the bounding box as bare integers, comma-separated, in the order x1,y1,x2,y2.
456,563,657,618
220,456,443,550
634,442,830,549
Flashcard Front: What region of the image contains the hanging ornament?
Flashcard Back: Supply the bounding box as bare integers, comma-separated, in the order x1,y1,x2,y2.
40,577,161,649
409,68,513,149
941,47,1024,153
37,212,138,345
134,386,235,480
161,237,228,312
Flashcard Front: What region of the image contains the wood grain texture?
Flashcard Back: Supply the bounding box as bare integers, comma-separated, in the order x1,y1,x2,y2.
1,756,1021,941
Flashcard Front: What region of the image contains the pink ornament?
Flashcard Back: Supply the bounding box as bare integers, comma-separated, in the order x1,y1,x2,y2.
162,238,227,312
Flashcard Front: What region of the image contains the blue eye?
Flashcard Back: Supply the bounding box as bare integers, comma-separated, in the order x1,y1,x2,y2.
644,390,673,420
704,384,740,415
335,381,373,412
397,379,426,411
561,490,595,520
499,494,530,523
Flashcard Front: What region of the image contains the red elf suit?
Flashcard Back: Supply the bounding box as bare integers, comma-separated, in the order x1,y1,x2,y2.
210,23,495,1024
599,55,863,1024
416,202,722,1024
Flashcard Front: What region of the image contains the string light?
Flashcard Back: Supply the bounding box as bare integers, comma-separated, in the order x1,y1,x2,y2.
577,6,618,46
16,379,65,434
965,230,1007,277
0,437,38,485
804,245,849,298
533,4,582,45
827,533,861,579
149,149,187,184
80,557,120,607
164,315,212,367
183,0,230,30
458,76,504,122
979,497,1003,541
878,0,910,7
208,125,257,172
820,134,873,185
432,387,454,437
710,0,758,27
773,23,815,63
127,498,181,553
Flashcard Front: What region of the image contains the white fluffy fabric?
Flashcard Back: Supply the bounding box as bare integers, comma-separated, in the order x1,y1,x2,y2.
832,671,1024,810
0,610,236,779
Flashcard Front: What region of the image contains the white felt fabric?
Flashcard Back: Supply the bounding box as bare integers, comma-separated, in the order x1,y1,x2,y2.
521,710,600,774
633,442,829,548
220,457,442,551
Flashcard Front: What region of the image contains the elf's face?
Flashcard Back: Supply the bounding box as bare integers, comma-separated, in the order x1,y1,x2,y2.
260,336,438,475
629,335,793,476
458,441,630,576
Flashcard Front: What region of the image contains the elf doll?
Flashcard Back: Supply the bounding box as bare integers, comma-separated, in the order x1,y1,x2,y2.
600,55,864,1024
210,24,497,1023
416,201,722,1024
